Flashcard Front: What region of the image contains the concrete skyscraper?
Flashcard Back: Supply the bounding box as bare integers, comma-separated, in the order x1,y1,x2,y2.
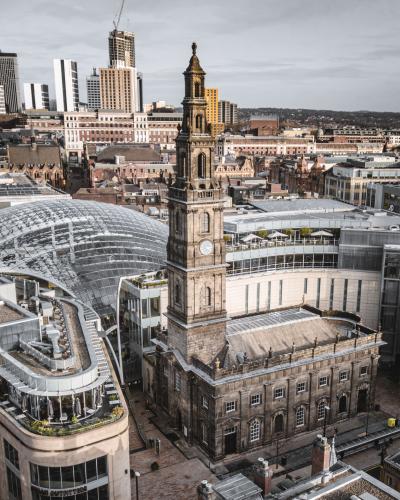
53,59,79,112
86,68,101,111
23,83,49,110
0,51,21,113
108,29,135,68
99,66,137,113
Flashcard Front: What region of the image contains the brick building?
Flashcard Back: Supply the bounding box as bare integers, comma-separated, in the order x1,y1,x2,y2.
148,44,382,462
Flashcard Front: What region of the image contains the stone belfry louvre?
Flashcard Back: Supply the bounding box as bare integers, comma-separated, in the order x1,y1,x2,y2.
166,42,227,365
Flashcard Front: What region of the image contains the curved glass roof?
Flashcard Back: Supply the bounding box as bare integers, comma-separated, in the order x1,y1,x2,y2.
0,199,168,317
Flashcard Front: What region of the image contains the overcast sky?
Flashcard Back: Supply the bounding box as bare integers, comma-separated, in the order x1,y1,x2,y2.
2,0,400,111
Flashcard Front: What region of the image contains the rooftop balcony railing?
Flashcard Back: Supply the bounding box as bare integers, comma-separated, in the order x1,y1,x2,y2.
226,237,339,253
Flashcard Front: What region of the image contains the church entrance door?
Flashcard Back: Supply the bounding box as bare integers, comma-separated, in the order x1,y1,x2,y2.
224,427,237,455
357,389,368,413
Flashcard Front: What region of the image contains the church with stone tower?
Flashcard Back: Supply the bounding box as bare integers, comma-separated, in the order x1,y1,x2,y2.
150,44,383,461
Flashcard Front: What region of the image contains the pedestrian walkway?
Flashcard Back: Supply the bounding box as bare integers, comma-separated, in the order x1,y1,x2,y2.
126,389,215,499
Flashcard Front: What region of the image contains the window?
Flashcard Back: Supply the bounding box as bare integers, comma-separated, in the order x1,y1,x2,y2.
225,401,237,413
175,282,181,305
279,280,283,306
296,381,306,394
30,457,108,490
195,114,203,130
296,407,305,427
316,278,321,308
249,419,261,442
339,371,349,382
329,279,335,310
202,396,208,409
175,370,182,392
319,376,329,388
198,153,206,179
356,280,362,313
251,394,261,406
343,279,348,312
304,278,308,294
7,467,21,500
274,387,285,399
175,210,180,233
204,287,212,307
201,212,210,233
317,401,327,420
360,365,368,376
267,281,271,310
4,440,19,470
201,422,208,444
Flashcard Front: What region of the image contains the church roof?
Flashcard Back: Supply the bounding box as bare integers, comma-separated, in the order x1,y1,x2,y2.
226,308,354,362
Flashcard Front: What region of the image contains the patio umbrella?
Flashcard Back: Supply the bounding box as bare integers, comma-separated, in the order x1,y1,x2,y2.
268,231,288,239
310,230,333,237
241,233,262,243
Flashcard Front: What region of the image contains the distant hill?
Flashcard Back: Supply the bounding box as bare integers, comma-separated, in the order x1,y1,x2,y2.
239,108,400,129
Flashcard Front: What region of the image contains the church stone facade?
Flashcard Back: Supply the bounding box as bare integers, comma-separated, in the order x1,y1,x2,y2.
149,45,384,462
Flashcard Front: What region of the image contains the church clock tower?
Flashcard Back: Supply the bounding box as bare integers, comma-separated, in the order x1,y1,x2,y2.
167,43,227,365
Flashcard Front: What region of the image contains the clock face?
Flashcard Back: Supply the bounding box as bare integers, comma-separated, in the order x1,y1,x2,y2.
199,239,213,256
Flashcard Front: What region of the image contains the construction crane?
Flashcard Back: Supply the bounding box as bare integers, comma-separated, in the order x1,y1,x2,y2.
113,0,125,31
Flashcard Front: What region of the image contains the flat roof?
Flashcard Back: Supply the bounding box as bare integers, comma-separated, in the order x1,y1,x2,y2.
213,474,262,500
251,199,354,214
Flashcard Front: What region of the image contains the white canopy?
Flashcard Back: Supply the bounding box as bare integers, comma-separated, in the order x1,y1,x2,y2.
241,233,262,243
311,230,333,237
268,230,288,239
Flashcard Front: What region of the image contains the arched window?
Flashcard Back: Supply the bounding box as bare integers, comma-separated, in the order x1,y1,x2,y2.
249,419,261,442
274,414,284,434
175,282,181,305
296,406,305,427
338,394,347,413
194,81,201,97
317,401,327,421
196,114,203,130
201,212,210,233
175,210,180,233
198,153,206,179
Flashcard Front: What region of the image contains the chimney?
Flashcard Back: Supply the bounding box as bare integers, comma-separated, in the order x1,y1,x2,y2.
311,434,331,475
197,480,215,500
253,457,273,495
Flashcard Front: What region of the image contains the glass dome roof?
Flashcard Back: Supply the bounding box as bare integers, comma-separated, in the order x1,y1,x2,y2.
0,199,168,317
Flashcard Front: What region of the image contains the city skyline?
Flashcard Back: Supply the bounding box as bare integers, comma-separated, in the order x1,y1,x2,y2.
1,0,400,112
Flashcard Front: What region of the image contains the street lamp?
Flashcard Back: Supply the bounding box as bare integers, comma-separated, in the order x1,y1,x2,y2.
323,406,330,437
134,471,141,500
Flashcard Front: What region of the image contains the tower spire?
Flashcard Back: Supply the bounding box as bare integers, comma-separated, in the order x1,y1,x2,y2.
165,43,227,364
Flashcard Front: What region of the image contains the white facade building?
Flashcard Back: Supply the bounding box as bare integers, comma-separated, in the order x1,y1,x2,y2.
53,59,79,112
23,82,49,110
133,112,149,143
